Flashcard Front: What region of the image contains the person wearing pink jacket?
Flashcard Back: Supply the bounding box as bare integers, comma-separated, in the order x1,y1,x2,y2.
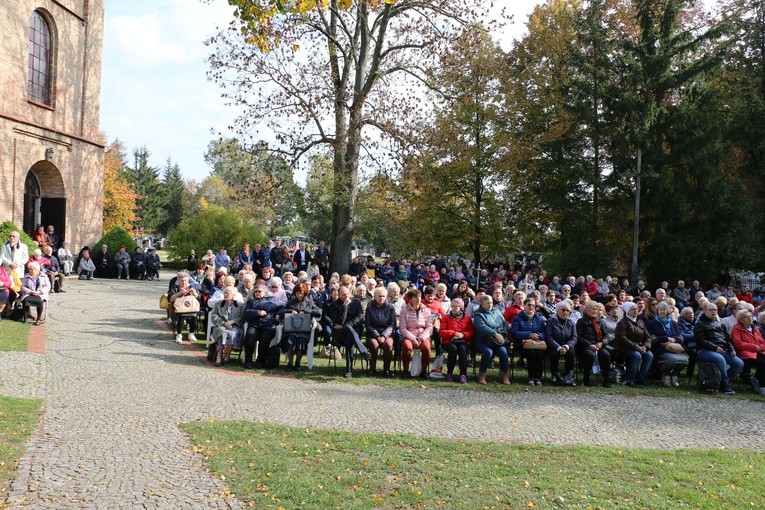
399,288,433,378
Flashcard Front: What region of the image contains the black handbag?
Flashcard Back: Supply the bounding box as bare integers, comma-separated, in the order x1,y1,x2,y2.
283,313,313,334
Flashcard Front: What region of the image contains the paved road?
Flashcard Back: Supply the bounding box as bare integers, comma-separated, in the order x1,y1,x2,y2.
3,274,765,508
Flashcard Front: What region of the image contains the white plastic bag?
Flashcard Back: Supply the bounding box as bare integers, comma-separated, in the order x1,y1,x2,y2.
410,350,422,377
429,354,444,379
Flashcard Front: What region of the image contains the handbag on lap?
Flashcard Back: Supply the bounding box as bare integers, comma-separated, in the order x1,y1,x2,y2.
283,313,313,335
173,295,200,314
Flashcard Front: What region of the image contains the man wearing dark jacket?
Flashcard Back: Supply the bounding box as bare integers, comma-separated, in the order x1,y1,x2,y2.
270,239,286,276
694,302,744,394
326,286,370,378
96,244,110,278
313,240,330,278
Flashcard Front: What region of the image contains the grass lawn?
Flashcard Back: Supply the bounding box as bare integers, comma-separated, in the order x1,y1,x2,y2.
0,396,41,496
0,320,30,351
182,421,765,510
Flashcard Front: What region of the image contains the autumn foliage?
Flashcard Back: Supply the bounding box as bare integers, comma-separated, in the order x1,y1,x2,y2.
102,140,138,233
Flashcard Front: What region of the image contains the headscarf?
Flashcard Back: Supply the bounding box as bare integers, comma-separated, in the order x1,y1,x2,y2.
622,302,637,322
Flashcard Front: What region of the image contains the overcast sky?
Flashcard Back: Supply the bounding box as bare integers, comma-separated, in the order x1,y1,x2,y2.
99,0,716,183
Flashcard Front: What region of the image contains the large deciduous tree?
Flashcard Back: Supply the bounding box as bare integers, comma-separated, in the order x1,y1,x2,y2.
407,25,511,266
209,0,484,273
204,137,304,236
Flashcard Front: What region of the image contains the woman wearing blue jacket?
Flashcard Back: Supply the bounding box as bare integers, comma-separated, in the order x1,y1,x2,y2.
512,298,547,386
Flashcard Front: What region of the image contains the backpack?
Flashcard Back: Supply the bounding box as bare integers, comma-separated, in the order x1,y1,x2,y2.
697,362,721,393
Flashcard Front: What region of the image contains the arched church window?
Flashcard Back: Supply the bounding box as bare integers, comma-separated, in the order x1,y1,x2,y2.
28,11,53,105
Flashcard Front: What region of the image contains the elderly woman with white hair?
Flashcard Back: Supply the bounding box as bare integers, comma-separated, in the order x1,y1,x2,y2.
545,300,578,386
365,286,397,376
21,261,50,325
267,276,288,305
646,300,689,387
210,286,245,366
576,301,612,387
208,275,244,309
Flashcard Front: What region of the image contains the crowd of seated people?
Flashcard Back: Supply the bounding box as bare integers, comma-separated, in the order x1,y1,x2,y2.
0,228,74,323
159,244,765,395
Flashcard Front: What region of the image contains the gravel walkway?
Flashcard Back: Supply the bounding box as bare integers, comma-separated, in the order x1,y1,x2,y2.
2,274,765,508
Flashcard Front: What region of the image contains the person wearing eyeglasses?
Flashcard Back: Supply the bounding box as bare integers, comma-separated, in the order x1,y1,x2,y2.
1,231,29,280
731,309,765,395
267,276,288,305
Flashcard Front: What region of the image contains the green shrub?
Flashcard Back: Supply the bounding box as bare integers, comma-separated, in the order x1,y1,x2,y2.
0,221,37,255
93,227,139,272
167,205,266,264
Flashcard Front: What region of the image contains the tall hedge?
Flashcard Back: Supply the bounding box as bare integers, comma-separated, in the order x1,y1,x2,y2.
167,205,266,264
93,227,139,272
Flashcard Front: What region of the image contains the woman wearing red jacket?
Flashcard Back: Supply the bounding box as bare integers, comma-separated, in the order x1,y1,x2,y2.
731,309,765,395
439,298,474,384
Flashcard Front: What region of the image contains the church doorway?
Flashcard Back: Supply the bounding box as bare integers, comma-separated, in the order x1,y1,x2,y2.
22,162,67,244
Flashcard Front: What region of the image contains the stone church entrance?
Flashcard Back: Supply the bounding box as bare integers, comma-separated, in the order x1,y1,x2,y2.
22,162,67,244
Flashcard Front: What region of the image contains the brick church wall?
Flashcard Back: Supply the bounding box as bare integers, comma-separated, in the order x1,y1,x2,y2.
0,0,105,252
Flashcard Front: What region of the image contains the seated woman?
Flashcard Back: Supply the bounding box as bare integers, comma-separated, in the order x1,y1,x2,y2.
168,271,200,343
365,286,396,377
473,294,511,385
546,300,578,386
694,302,743,395
114,246,131,280
731,309,765,395
77,249,96,280
267,276,288,305
145,248,161,280
511,298,547,386
424,265,440,286
399,288,434,379
601,302,620,353
243,283,283,369
439,298,474,384
646,301,689,388
132,247,146,280
615,302,654,387
202,249,216,270
576,301,612,387
421,285,444,356
0,264,11,317
237,272,256,301
57,241,74,276
282,271,296,294
320,286,340,347
208,276,244,309
280,282,321,371
21,261,50,325
210,286,245,366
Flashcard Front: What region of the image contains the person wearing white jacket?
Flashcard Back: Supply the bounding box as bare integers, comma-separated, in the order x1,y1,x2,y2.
1,231,29,280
